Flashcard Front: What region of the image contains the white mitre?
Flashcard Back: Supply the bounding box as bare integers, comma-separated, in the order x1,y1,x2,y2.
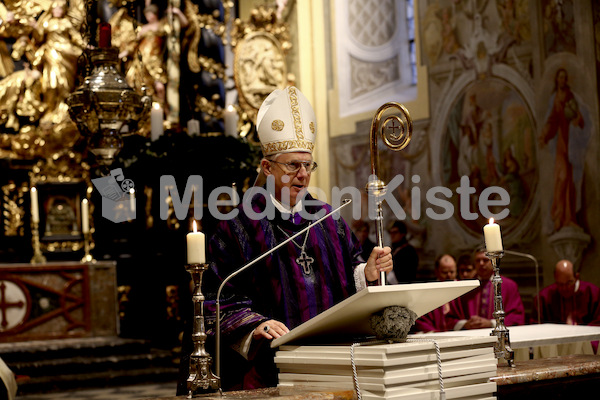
256,86,316,156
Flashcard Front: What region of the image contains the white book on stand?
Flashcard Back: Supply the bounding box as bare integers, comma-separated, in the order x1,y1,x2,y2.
272,280,480,348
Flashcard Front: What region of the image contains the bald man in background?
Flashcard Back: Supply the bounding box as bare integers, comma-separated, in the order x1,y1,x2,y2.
533,259,600,326
413,254,457,333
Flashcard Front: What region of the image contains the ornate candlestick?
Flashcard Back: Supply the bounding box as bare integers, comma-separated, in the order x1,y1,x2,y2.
30,221,46,264
81,232,96,263
485,250,515,367
186,263,220,397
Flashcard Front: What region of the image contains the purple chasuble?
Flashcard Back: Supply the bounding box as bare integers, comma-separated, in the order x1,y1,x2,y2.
203,192,363,389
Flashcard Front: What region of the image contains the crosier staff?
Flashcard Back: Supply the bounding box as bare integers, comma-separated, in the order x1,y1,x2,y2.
366,102,412,285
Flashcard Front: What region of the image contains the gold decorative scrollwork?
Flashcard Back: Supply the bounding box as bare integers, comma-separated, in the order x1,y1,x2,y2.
1,181,27,236
230,5,293,137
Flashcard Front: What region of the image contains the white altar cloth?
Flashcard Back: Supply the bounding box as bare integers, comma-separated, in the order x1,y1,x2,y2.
421,324,600,360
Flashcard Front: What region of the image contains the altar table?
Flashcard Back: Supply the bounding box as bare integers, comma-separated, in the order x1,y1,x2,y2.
144,355,600,399
493,354,600,399
422,323,600,361
12,352,594,399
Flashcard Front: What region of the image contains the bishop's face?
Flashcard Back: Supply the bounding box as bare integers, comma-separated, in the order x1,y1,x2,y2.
263,152,313,207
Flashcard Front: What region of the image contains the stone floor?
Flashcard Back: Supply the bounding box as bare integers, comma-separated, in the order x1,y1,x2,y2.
16,381,178,400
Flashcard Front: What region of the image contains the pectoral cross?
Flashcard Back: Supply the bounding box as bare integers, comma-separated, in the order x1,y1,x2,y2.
296,251,314,275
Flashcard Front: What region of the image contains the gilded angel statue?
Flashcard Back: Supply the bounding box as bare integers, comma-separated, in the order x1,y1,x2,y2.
116,4,188,111
30,0,84,115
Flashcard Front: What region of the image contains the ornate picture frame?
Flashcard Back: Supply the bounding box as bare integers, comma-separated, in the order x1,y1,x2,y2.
35,182,86,249
29,153,93,255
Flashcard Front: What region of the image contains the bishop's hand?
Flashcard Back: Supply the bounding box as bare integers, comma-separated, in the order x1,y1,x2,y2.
365,246,393,282
253,319,290,340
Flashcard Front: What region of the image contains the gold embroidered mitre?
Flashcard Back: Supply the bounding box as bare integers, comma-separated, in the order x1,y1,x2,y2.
256,86,316,156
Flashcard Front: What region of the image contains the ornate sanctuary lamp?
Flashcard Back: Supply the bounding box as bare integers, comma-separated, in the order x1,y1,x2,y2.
66,23,151,166
366,102,412,285
483,219,515,367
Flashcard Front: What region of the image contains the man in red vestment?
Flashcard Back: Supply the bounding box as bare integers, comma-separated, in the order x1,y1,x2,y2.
446,248,525,330
413,254,457,332
533,260,600,326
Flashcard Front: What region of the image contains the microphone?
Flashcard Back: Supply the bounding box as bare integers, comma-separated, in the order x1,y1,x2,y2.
214,198,353,376
503,249,541,324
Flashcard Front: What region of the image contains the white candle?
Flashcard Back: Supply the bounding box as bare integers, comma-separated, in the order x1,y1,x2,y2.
151,102,164,141
187,119,200,135
231,183,239,207
81,198,89,234
187,220,205,264
483,218,503,252
223,105,238,137
31,187,39,223
129,188,135,213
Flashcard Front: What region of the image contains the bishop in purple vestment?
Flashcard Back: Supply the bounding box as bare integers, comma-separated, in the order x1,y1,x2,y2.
202,86,393,390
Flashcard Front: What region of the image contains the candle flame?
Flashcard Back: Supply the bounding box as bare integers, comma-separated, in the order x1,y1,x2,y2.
192,220,197,233
152,102,161,110
129,188,135,195
489,218,494,224
82,198,88,205
31,187,37,193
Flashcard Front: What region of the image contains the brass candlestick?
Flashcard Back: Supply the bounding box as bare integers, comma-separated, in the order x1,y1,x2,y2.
485,250,515,367
81,232,96,263
30,221,47,264
186,263,220,397
366,102,412,285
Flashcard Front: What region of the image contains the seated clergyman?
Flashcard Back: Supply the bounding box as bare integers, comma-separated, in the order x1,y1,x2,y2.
201,86,393,390
533,259,600,326
446,247,525,330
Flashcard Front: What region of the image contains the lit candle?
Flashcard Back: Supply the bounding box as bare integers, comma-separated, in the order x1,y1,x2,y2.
187,220,205,264
223,105,238,137
31,187,39,223
231,183,239,207
151,102,164,141
129,188,135,213
483,218,503,252
187,119,200,135
82,198,89,234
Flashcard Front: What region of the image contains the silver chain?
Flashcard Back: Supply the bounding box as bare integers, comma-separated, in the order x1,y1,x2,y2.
277,226,310,251
277,225,314,274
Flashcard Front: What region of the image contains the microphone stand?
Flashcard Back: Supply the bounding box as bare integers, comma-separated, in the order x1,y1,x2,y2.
503,249,541,325
214,198,352,377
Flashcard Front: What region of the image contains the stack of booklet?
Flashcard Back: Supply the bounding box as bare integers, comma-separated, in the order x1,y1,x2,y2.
271,282,497,399
275,335,498,399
